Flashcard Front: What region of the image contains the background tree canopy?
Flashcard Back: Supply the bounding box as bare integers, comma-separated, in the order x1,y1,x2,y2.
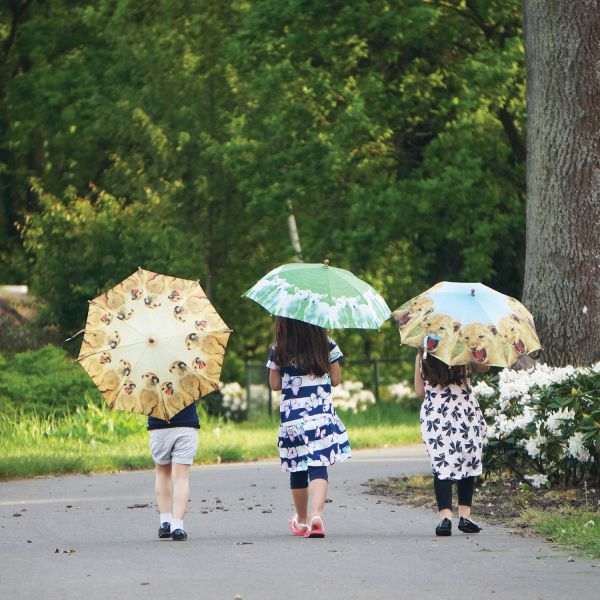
0,0,525,379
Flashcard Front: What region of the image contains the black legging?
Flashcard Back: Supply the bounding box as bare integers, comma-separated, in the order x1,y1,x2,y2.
433,475,475,510
289,466,328,489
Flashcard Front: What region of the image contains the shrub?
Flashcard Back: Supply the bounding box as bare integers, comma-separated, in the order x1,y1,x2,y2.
386,381,421,412
331,380,376,413
0,345,99,416
474,363,600,487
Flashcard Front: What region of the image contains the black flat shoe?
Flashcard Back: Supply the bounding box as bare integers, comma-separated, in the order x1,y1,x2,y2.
171,528,188,541
435,518,452,536
158,522,171,539
458,517,482,533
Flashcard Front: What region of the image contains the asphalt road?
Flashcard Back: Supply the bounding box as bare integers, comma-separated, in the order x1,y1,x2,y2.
0,446,597,600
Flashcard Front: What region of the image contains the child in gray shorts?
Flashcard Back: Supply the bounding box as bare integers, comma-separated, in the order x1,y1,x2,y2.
148,403,199,541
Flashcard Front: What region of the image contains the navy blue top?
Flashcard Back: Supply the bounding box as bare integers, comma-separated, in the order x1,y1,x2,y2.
147,403,200,430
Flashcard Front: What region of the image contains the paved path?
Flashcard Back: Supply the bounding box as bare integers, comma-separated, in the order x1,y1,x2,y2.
0,446,597,599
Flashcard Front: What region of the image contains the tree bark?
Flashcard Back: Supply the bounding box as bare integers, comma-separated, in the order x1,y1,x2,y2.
522,0,600,366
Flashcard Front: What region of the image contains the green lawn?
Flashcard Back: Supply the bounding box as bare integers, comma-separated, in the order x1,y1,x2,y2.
0,402,421,480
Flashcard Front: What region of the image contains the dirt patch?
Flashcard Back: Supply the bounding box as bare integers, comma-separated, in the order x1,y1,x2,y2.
368,475,600,529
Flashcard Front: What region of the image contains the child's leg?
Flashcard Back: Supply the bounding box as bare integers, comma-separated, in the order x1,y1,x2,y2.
433,475,453,520
172,463,191,522
290,471,309,524
155,463,173,518
308,466,328,519
457,476,475,518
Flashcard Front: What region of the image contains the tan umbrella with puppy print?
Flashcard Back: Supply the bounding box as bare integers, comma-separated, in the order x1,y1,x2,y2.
78,268,231,420
393,281,541,368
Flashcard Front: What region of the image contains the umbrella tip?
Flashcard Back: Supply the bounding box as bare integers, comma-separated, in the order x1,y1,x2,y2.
323,259,330,268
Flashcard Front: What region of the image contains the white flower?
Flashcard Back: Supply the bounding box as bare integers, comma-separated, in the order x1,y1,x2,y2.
387,381,413,402
472,381,495,397
545,408,576,434
567,432,591,462
213,427,221,438
520,432,547,458
525,474,548,488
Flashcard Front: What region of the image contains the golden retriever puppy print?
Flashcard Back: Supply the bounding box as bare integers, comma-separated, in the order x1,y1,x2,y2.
145,272,166,296
97,359,131,395
101,289,134,321
108,380,137,411
160,382,190,414
107,330,121,350
144,295,162,309
79,351,112,382
139,372,161,415
453,322,507,367
169,361,201,400
80,329,107,352
86,304,114,328
185,332,229,354
172,295,212,322
167,278,198,303
393,296,435,338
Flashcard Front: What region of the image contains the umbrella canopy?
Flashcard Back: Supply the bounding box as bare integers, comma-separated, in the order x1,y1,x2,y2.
78,268,231,420
393,281,541,368
243,261,391,329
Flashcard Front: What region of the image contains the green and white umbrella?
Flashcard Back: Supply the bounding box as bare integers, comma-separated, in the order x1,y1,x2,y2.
243,261,391,329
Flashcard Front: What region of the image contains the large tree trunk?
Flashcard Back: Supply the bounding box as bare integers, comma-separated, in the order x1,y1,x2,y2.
522,0,600,366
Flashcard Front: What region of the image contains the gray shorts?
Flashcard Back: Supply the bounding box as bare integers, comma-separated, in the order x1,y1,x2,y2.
149,428,199,465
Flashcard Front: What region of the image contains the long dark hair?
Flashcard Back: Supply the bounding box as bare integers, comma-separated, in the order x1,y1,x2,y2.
273,317,330,376
418,348,469,387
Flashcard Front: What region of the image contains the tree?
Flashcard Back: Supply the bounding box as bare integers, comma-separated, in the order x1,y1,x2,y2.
522,0,600,366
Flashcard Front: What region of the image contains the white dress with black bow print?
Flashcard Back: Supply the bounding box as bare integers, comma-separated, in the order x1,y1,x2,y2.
420,382,486,480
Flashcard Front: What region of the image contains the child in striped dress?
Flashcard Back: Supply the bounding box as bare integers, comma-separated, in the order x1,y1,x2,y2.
267,316,351,538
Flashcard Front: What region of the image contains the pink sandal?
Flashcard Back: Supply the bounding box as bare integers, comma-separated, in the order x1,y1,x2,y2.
288,515,309,536
304,516,325,538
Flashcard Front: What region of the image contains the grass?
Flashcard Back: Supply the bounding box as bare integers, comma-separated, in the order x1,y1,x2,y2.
523,509,600,558
0,401,421,480
369,474,600,559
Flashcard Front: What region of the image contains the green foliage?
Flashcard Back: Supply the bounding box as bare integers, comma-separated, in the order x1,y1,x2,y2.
2,0,526,370
475,365,600,486
0,399,420,479
0,345,99,416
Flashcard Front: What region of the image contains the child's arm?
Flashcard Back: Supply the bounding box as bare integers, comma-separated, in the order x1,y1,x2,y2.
414,353,425,398
269,369,282,391
330,361,341,387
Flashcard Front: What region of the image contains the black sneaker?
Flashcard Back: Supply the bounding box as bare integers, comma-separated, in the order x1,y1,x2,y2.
158,522,171,539
435,518,452,536
171,528,188,541
458,517,482,533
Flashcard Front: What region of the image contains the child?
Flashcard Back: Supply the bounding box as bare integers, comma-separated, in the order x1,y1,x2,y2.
267,316,351,538
148,402,199,541
414,339,488,536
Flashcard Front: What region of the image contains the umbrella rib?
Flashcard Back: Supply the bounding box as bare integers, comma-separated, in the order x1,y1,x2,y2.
78,340,154,362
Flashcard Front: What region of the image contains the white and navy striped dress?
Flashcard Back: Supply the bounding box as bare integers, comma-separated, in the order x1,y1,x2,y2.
267,340,351,472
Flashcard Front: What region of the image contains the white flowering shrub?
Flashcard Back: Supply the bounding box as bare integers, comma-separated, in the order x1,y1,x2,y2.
474,363,600,487
219,382,248,421
386,381,421,411
331,380,376,413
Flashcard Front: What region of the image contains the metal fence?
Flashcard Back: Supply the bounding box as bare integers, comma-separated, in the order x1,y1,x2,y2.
244,357,407,416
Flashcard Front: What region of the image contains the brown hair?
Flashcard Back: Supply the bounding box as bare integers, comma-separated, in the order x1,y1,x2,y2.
418,347,469,387
273,316,330,376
